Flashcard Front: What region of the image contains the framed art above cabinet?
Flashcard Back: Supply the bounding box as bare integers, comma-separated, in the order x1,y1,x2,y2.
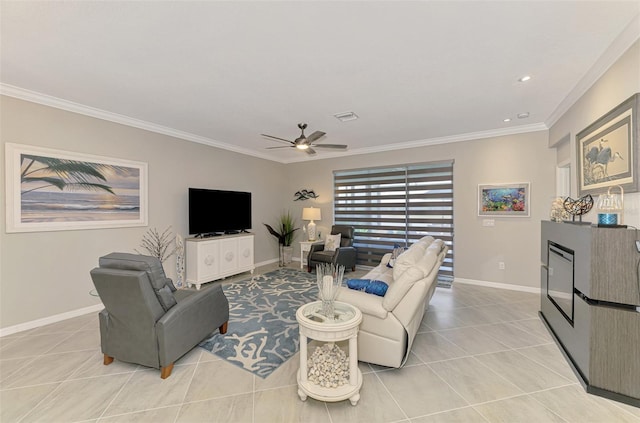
576,93,639,196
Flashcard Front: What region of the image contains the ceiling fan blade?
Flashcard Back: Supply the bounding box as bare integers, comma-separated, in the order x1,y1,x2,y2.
305,147,317,155
312,144,348,149
261,134,294,145
306,131,326,143
265,146,294,149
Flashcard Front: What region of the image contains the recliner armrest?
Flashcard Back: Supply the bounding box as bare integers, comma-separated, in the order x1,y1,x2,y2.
156,284,229,366
336,287,388,319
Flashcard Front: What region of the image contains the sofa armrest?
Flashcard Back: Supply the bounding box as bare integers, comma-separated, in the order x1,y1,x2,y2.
335,246,356,263
337,287,388,319
156,284,229,366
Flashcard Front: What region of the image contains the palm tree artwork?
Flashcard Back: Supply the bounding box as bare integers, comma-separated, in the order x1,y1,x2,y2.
21,155,118,195
19,154,141,223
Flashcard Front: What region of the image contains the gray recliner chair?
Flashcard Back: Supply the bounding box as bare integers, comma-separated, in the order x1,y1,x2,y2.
90,252,229,378
307,225,357,272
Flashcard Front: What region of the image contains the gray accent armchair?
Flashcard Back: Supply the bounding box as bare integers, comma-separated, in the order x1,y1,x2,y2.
307,225,357,272
90,252,229,378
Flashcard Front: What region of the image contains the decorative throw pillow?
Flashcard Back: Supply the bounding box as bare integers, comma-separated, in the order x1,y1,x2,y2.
365,280,389,297
386,245,406,268
156,285,177,311
346,279,389,297
347,279,370,291
324,234,342,252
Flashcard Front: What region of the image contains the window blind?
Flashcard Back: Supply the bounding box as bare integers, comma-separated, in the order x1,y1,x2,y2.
333,160,453,281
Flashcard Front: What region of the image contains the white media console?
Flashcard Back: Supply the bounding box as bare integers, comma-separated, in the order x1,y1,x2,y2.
186,233,255,290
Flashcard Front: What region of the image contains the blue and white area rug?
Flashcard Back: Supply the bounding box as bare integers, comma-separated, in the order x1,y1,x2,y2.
199,268,319,378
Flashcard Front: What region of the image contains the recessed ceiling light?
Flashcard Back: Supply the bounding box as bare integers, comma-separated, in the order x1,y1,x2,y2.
503,118,512,122
518,75,532,82
517,112,530,119
333,111,358,122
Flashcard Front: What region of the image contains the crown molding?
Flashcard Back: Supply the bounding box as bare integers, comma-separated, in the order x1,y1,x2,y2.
0,84,280,162
545,13,640,128
282,123,549,164
2,83,547,165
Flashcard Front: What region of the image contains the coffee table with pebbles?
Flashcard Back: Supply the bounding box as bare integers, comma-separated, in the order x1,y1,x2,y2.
295,300,363,405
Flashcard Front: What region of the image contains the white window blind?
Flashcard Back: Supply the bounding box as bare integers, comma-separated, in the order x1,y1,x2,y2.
334,160,453,281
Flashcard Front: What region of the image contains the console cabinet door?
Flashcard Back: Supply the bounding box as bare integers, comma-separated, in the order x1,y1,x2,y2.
238,236,254,269
219,238,238,274
188,240,219,282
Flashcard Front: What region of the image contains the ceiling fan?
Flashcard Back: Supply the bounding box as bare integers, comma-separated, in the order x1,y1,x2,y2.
261,123,348,155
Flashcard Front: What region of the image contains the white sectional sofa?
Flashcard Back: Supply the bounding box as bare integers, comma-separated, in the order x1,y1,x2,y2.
336,236,448,368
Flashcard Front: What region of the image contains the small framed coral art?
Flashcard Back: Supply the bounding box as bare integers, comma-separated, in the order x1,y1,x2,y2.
478,183,530,217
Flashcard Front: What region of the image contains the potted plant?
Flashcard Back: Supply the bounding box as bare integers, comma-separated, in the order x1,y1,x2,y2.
264,211,299,266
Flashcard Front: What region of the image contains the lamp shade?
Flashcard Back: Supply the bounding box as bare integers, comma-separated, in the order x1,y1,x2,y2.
302,207,321,221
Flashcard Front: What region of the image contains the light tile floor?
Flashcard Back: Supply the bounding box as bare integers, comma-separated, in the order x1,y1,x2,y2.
1,263,639,422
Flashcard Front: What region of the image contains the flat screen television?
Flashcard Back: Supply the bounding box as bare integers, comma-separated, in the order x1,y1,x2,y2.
189,188,252,236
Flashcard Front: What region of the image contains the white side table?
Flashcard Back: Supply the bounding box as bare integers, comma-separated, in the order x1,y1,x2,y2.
299,240,322,270
296,301,363,405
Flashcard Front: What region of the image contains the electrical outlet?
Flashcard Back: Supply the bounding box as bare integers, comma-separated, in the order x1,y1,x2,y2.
498,262,505,270
636,240,640,253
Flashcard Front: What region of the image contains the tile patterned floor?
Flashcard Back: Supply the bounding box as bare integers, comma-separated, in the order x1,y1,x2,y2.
1,263,639,422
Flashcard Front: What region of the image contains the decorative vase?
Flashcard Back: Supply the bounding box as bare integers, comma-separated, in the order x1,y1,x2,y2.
282,245,293,265
175,234,185,288
596,185,624,226
316,263,345,320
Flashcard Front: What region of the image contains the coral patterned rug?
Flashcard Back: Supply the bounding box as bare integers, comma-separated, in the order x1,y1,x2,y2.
199,268,319,378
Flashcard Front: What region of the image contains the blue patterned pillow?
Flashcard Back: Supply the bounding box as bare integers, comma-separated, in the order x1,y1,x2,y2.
346,279,388,297
365,280,389,297
347,279,370,291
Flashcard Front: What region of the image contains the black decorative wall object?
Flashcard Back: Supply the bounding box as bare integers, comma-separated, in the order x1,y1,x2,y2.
294,189,319,201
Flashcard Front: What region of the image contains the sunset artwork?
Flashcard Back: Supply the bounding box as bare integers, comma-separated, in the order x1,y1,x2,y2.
6,144,147,232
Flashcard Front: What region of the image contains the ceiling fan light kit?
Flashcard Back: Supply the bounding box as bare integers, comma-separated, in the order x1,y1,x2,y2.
262,123,348,155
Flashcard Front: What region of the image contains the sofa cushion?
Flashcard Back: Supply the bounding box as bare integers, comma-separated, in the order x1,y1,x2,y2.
392,237,433,279
383,266,426,311
337,287,388,319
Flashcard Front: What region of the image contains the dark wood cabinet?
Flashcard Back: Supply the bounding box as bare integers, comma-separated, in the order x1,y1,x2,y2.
540,221,640,407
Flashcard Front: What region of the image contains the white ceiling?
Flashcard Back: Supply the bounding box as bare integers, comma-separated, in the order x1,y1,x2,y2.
2,1,639,163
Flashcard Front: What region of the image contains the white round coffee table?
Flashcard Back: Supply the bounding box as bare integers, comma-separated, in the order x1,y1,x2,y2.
296,300,363,405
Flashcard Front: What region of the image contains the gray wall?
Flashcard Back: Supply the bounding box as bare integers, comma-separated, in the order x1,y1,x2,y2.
2,39,639,331
549,40,640,226
0,96,288,328
286,131,555,290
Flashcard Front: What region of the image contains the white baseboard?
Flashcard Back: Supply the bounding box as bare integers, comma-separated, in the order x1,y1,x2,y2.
454,277,540,294
0,303,104,337
255,258,280,267
0,259,366,338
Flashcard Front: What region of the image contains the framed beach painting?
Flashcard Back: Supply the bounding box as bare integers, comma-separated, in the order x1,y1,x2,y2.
5,143,148,233
576,93,639,196
478,183,530,217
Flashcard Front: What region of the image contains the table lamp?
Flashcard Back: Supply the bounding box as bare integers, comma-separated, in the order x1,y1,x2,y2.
302,207,321,241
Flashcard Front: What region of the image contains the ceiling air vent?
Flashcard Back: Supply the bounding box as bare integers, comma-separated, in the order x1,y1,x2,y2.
333,111,359,122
